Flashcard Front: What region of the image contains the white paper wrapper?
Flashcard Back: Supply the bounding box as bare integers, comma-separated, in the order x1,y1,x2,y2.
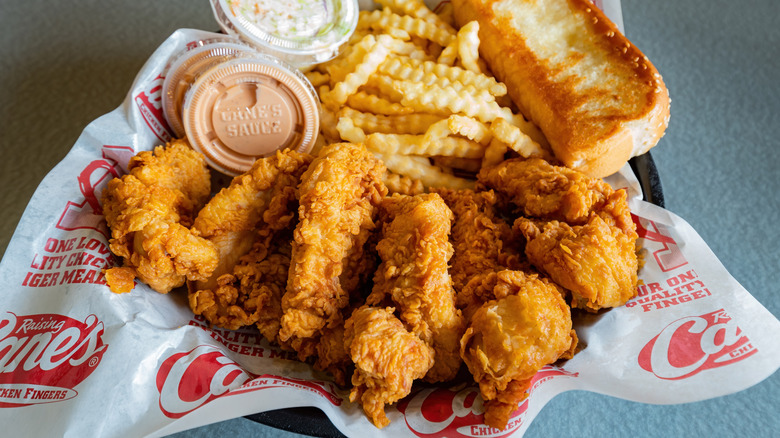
1,1,778,438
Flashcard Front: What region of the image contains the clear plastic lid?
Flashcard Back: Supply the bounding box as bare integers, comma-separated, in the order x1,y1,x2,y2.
161,37,256,138
210,0,359,68
181,55,320,176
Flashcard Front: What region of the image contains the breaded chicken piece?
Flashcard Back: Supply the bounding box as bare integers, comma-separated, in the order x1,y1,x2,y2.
187,150,311,333
188,227,293,334
456,269,562,321
345,306,434,429
477,155,639,311
516,213,638,311
191,149,313,291
595,185,638,237
102,139,217,293
460,270,576,430
477,157,614,224
367,193,465,383
280,143,387,347
435,188,527,294
126,138,212,224
314,322,352,386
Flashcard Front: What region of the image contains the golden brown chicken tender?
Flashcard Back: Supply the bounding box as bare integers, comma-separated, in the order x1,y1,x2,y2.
477,157,615,224
126,138,212,223
191,149,312,291
188,229,293,334
460,270,576,430
102,139,217,293
187,150,311,336
368,193,465,383
280,143,387,351
516,213,639,311
435,188,529,301
345,306,434,429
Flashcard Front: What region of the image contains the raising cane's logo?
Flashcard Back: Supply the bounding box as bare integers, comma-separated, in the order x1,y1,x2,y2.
56,145,134,237
134,73,173,143
156,344,344,419
156,345,251,418
638,309,757,380
398,366,577,438
0,312,108,408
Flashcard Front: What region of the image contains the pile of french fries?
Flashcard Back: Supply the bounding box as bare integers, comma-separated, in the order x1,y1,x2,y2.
305,0,550,194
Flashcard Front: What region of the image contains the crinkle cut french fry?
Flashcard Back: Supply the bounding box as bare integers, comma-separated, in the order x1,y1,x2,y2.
500,109,551,150
489,118,548,159
369,77,499,123
304,70,330,88
347,28,373,45
338,107,443,135
383,171,426,196
378,59,504,101
426,137,484,159
384,38,430,60
336,117,367,143
364,74,406,102
382,34,438,58
437,41,458,66
366,131,484,159
379,56,506,96
421,118,452,142
447,115,492,145
374,0,456,34
326,34,377,83
358,8,455,47
324,35,395,107
346,91,415,115
481,138,509,169
456,21,482,74
395,81,506,124
372,151,475,190
418,117,486,158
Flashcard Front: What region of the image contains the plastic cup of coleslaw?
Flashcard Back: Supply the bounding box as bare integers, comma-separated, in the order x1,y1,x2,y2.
209,0,359,68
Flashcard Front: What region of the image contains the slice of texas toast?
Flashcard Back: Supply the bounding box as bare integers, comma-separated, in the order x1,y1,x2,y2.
453,0,670,177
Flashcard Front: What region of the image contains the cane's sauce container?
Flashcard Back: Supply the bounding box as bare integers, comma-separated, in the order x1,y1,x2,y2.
161,1,360,175
180,55,320,176
162,38,256,138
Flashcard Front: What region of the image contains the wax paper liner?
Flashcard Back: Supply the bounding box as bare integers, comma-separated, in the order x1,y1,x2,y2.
1,3,778,438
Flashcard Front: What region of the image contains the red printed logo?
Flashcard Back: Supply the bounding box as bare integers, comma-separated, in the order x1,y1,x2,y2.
57,145,135,237
0,312,108,407
398,385,495,438
398,366,576,438
155,344,344,418
638,309,757,380
134,73,173,143
156,345,251,418
633,214,688,272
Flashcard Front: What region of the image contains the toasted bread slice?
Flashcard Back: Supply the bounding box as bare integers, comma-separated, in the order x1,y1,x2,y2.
452,0,670,177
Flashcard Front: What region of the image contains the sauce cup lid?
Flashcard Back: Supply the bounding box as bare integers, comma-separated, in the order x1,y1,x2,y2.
182,55,320,176
162,37,256,138
210,0,359,68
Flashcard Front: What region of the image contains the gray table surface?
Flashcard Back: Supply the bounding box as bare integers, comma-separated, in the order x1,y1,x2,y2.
1,1,778,437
